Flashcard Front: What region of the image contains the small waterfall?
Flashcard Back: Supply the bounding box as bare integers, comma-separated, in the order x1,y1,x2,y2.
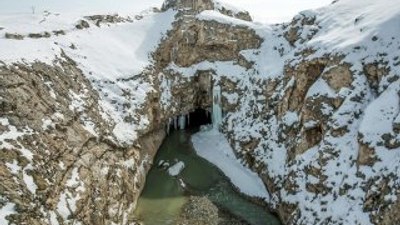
178,115,186,130
212,85,223,129
167,118,173,135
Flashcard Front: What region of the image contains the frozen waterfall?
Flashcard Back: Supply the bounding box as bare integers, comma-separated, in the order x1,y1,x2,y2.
212,85,222,129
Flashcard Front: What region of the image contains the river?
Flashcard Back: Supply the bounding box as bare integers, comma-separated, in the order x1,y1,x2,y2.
134,129,281,225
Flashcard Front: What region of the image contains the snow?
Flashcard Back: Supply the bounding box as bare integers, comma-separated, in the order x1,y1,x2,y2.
57,167,86,220
359,80,400,145
0,0,163,16
66,168,80,187
122,159,135,169
41,118,54,130
5,160,20,174
282,111,299,127
167,161,185,176
310,0,400,51
57,193,71,220
0,0,333,24
191,127,269,199
23,170,38,194
0,203,16,225
197,10,253,27
0,7,177,145
0,118,34,161
306,77,336,98
49,211,60,225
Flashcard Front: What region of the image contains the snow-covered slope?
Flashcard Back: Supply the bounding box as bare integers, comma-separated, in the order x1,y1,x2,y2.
164,0,400,224
0,8,176,145
0,6,177,225
204,0,400,224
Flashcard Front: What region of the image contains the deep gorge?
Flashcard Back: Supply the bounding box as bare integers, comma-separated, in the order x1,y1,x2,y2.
1,0,400,224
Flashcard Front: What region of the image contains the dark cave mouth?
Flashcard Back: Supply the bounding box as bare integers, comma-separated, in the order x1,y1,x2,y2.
168,108,212,131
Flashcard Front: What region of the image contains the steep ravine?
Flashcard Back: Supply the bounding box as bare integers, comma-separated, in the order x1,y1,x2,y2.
1,0,400,224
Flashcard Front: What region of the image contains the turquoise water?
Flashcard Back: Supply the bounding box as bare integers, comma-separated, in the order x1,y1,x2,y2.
134,130,281,225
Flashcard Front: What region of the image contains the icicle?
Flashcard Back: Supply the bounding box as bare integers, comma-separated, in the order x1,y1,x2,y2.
212,85,223,129
166,123,170,136
167,118,172,135
179,115,186,130
174,116,178,130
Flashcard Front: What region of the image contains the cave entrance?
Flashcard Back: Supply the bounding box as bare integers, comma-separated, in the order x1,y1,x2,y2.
187,108,211,128
168,108,211,132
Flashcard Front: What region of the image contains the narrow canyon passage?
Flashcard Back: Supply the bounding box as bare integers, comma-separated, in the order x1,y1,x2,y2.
133,109,281,225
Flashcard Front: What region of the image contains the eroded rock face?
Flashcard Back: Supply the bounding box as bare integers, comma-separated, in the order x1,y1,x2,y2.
151,6,262,121
0,2,261,224
154,18,261,67
162,0,252,21
0,56,165,225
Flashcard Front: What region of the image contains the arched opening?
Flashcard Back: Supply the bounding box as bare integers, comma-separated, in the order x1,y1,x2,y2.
168,108,212,132
187,108,211,128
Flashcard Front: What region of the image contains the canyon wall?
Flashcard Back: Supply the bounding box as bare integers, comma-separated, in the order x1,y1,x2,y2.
1,0,400,224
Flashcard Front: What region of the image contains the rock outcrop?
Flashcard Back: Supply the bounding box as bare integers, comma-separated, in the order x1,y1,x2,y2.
0,55,166,224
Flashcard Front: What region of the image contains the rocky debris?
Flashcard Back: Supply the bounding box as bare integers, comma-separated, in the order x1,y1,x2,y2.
363,62,390,93
4,30,65,40
75,20,90,29
284,11,319,46
217,6,252,22
162,0,252,21
162,0,215,12
4,33,24,40
28,31,52,39
178,196,219,225
84,14,133,27
177,196,248,225
52,30,66,36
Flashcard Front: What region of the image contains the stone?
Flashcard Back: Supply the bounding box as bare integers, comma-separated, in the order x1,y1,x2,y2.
321,64,353,91
5,33,24,40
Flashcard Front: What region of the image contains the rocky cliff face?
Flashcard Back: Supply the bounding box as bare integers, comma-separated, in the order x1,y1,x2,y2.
1,0,400,224
0,54,166,224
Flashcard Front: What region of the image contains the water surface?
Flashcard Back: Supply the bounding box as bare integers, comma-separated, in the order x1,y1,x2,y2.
134,130,281,225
